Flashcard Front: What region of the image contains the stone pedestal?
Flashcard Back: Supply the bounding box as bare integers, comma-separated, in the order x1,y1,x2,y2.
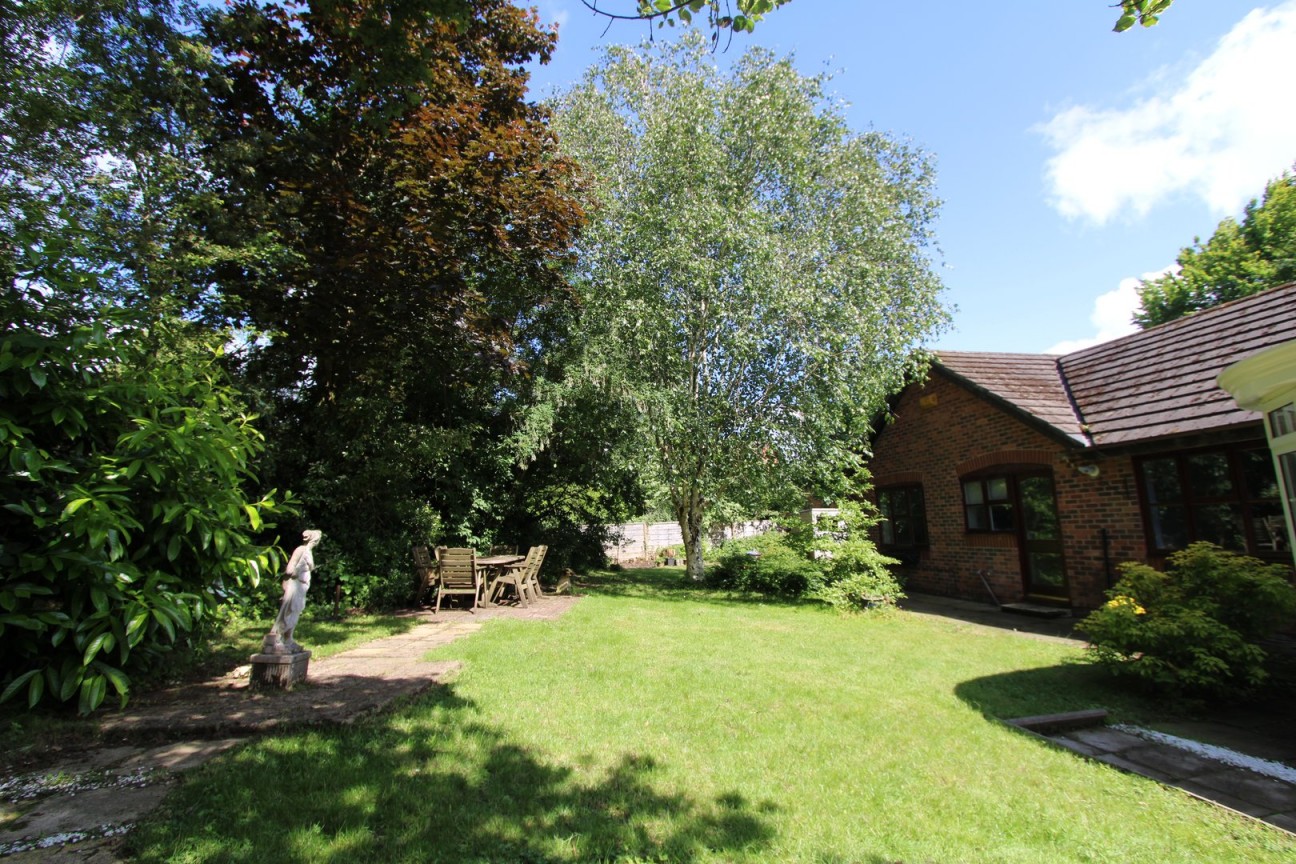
249,650,311,690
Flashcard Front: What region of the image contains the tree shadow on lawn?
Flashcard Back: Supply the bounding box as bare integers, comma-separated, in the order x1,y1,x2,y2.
125,684,779,863
579,567,817,611
954,657,1296,735
954,660,1171,729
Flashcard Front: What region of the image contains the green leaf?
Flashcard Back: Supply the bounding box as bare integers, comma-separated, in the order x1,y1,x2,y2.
29,367,47,388
27,671,45,708
0,614,43,631
83,631,110,666
59,666,83,702
62,497,93,517
79,674,107,715
1,669,40,705
92,661,130,707
1114,12,1137,32
126,611,148,638
152,607,176,641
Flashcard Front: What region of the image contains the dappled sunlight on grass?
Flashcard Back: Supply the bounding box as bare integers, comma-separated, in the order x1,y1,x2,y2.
128,685,778,863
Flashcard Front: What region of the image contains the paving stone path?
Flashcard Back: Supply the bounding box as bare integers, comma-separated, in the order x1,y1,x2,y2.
0,597,578,862
1050,723,1296,835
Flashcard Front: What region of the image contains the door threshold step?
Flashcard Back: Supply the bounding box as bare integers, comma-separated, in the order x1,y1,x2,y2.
1001,602,1071,619
1009,708,1108,733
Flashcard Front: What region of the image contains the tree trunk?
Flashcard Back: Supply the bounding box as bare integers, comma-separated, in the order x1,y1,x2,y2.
679,498,706,582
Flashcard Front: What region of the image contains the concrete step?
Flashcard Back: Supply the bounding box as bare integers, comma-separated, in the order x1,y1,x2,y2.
1001,602,1071,619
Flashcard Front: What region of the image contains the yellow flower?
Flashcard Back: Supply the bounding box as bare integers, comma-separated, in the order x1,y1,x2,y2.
1106,595,1146,615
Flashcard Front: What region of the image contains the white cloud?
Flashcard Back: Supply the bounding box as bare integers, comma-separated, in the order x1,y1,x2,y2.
542,3,571,31
1040,3,1296,225
1045,267,1176,354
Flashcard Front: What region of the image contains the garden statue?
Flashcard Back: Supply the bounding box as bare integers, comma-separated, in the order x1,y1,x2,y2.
264,529,322,655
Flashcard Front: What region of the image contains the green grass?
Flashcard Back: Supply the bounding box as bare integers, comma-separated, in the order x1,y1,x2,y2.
126,570,1296,863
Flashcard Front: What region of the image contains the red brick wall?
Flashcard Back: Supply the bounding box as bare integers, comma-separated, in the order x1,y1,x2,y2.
869,372,1146,610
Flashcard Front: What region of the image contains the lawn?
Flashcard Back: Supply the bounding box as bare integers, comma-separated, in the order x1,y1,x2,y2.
126,570,1296,863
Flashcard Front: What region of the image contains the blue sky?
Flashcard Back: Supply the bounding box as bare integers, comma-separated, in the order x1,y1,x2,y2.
524,1,1296,354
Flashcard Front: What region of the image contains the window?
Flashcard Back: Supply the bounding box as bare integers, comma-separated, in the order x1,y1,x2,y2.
1137,446,1287,556
1270,401,1296,439
878,485,928,549
962,475,1014,532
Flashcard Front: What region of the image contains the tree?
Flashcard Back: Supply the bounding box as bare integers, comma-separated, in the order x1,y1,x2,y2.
199,0,589,579
579,1,792,49
552,34,949,581
1,1,295,713
1135,169,1296,328
576,1,1174,44
1114,1,1174,33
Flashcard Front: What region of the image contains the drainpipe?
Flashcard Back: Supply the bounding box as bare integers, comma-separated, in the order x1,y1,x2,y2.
1101,528,1114,590
977,569,1002,608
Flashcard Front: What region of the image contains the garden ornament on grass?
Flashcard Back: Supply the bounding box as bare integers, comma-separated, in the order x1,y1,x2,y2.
265,529,322,654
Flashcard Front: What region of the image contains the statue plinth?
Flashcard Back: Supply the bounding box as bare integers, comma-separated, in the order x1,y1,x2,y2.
249,643,311,690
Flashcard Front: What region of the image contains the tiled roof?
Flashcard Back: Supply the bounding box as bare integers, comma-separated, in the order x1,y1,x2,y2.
934,282,1296,449
934,352,1087,445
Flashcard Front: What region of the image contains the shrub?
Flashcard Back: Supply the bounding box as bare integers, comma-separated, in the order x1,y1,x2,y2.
708,502,903,609
1079,543,1296,699
0,298,292,714
710,529,822,595
811,501,904,612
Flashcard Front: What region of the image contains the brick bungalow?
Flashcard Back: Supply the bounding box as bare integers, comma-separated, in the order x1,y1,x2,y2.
868,282,1296,611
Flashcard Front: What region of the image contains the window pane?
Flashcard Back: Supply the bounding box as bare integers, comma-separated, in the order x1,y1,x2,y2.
1142,459,1182,505
1020,475,1059,540
878,490,895,520
1028,552,1066,594
910,488,928,546
1270,402,1296,438
1192,504,1245,551
1251,501,1290,553
1150,505,1188,550
879,486,927,548
963,480,983,505
1283,452,1296,516
966,504,988,531
1240,449,1280,500
987,477,1010,501
1186,452,1232,499
989,503,1014,532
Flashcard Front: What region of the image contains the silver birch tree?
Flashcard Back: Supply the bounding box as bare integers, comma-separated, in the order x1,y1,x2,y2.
553,33,949,580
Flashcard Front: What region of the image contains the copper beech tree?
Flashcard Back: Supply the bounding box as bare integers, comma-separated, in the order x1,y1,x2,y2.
202,0,586,568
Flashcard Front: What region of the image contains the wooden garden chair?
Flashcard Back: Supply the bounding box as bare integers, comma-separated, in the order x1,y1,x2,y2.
413,545,438,605
488,550,534,606
491,544,547,605
523,545,548,598
435,547,482,613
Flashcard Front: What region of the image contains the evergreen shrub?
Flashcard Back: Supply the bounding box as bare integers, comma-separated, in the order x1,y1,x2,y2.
1079,543,1296,699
